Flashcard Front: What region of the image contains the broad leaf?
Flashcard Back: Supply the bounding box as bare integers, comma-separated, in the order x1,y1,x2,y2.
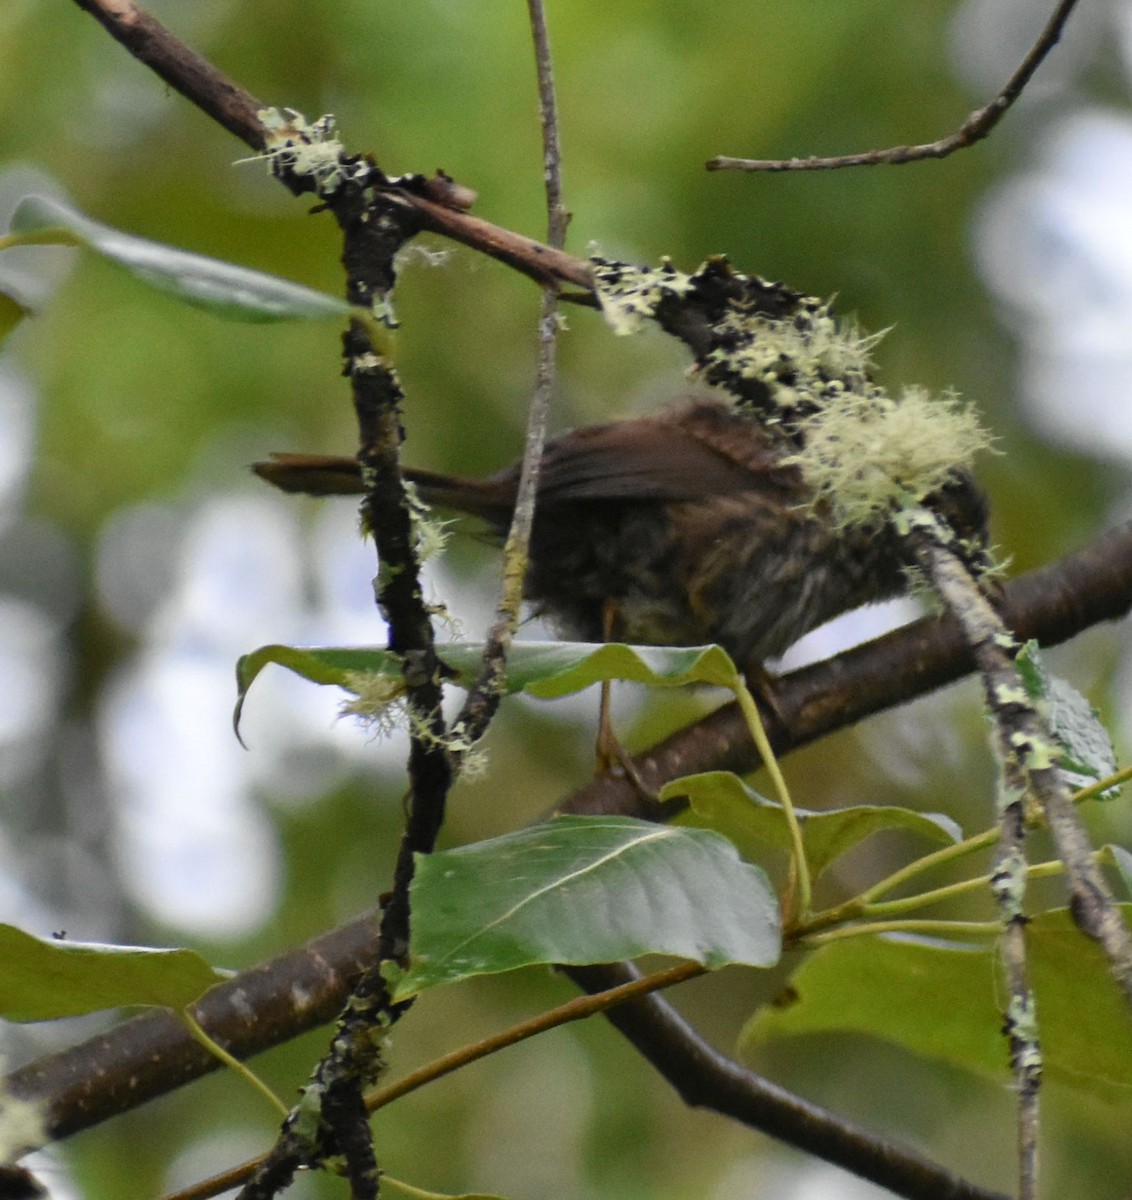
3,195,349,322
741,908,1132,1093
0,924,228,1021
393,816,780,1000
234,640,741,735
1016,641,1119,797
669,771,960,878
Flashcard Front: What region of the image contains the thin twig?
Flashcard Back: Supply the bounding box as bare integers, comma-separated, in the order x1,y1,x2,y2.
70,0,594,296
708,0,1080,172
155,962,705,1200
450,0,568,752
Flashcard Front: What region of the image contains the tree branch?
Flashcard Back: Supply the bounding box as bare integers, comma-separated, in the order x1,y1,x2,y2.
8,519,1129,1149
707,0,1081,173
565,961,1009,1200
69,0,595,295
560,518,1132,820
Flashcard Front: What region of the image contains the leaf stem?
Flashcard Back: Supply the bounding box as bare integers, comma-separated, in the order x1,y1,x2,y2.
798,918,1002,948
733,678,811,920
177,1008,288,1117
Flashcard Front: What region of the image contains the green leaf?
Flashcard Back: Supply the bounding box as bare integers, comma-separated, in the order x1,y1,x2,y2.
234,641,741,736
668,771,960,878
3,195,349,322
0,289,31,347
1104,844,1132,898
496,642,741,696
393,815,780,1000
0,924,228,1021
741,908,1132,1093
1015,641,1119,797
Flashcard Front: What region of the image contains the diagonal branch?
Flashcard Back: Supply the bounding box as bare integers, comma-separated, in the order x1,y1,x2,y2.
566,961,1009,1200
8,519,1130,1146
70,0,595,295
707,0,1081,172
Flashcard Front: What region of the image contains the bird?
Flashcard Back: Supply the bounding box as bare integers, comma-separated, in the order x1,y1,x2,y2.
252,393,989,670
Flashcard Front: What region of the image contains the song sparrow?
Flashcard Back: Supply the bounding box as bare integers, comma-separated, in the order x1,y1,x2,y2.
253,394,988,667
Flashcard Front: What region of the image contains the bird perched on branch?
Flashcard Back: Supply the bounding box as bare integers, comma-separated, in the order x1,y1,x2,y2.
253,393,988,668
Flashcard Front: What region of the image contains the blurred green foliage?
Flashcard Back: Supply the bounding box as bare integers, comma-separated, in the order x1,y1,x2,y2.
2,2,1131,1199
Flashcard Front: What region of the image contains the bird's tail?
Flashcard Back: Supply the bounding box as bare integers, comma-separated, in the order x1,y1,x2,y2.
252,453,511,519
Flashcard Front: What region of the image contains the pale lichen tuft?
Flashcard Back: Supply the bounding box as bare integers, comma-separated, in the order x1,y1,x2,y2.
247,108,367,195
340,672,408,738
790,386,991,529
591,257,693,335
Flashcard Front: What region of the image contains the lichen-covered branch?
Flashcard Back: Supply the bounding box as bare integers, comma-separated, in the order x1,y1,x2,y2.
910,520,1041,1197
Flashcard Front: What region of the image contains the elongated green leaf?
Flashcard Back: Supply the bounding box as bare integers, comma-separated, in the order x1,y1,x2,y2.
668,771,960,878
4,195,349,322
234,640,740,735
741,908,1132,1093
393,816,780,1000
0,924,228,1021
496,642,740,696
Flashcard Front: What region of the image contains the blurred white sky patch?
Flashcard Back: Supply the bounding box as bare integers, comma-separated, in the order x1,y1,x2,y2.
0,597,63,790
950,0,1104,100
93,485,507,934
97,494,308,935
0,366,36,530
158,493,308,655
712,1155,892,1200
974,107,1132,460
101,650,281,937
778,597,923,672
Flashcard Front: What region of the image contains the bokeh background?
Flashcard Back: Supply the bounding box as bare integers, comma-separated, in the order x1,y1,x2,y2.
2,0,1132,1196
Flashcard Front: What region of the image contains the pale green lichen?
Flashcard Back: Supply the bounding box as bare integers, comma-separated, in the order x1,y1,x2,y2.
1007,991,1042,1057
250,108,366,195
0,1073,45,1159
592,255,992,534
1010,729,1061,772
790,386,990,529
591,257,693,334
404,480,451,563
383,705,490,776
992,681,1031,708
290,1083,326,1150
340,672,408,737
990,845,1028,916
394,243,451,271
996,781,1028,817
371,296,398,327
701,306,879,413
351,351,385,375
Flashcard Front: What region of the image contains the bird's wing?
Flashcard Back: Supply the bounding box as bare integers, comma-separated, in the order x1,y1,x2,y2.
530,398,801,503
